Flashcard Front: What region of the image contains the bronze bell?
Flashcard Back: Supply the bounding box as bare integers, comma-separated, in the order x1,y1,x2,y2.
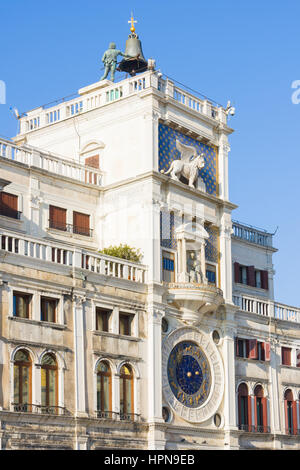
118,32,148,76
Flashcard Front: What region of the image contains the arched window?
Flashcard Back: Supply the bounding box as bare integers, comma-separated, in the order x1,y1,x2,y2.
13,349,32,412
254,385,268,433
238,383,251,431
120,364,134,421
284,389,297,435
41,353,58,413
97,361,112,418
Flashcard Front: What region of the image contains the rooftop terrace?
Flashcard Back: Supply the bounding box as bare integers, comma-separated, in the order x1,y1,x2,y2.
16,71,229,137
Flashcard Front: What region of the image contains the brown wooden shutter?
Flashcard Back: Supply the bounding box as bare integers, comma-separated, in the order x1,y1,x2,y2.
247,396,252,431
247,266,256,287
85,155,99,169
73,212,90,236
1,192,18,210
262,397,268,432
297,350,300,368
254,396,258,431
284,400,289,433
292,401,298,435
264,342,271,361
261,270,269,290
49,206,66,230
282,347,291,366
249,339,258,359
234,262,240,283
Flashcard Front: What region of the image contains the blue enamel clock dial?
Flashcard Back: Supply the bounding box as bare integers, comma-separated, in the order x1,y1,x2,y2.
167,341,211,408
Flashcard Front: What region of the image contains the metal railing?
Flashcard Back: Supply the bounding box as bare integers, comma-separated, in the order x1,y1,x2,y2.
238,424,270,433
96,411,140,422
285,428,300,435
238,424,255,432
96,410,119,420
119,413,140,422
12,403,70,415
49,222,93,237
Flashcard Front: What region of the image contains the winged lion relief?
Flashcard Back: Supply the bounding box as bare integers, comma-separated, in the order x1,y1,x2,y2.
161,139,206,190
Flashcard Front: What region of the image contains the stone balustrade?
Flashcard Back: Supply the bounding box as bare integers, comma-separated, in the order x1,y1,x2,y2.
0,228,147,284
16,71,224,137
0,136,104,186
233,294,300,324
232,221,273,248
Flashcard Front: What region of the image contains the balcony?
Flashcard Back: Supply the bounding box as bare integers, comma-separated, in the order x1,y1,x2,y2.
166,282,224,324
49,222,93,237
15,71,225,138
0,136,104,187
232,220,275,249
233,294,300,324
0,228,147,284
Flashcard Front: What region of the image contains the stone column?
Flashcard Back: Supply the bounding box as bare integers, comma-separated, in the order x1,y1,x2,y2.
35,364,42,408
269,339,281,435
219,217,233,303
147,303,166,450
73,294,88,417
222,308,239,449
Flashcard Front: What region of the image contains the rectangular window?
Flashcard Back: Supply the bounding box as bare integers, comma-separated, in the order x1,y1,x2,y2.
282,347,292,366
0,192,19,219
236,338,249,358
162,251,175,283
119,313,133,336
206,264,216,286
73,211,90,236
257,342,265,361
13,292,32,319
96,308,111,332
239,266,248,285
41,297,57,323
255,270,262,288
49,205,67,231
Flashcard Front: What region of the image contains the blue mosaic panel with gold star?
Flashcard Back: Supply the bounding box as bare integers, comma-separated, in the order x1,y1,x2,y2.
159,124,218,196
167,341,211,408
205,224,219,263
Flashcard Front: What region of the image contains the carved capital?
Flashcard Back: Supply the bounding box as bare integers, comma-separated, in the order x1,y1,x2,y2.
72,294,87,306
30,194,42,209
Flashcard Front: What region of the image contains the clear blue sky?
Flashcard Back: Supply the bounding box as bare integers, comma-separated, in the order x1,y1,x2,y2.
0,0,299,306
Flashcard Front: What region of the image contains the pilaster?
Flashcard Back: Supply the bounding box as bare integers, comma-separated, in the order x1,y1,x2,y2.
73,294,88,417
222,305,238,435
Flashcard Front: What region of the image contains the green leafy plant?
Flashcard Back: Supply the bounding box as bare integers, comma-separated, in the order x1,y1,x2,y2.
99,244,143,263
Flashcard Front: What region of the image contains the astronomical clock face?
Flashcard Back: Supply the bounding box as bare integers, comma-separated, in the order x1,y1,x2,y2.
167,341,211,408
162,328,224,423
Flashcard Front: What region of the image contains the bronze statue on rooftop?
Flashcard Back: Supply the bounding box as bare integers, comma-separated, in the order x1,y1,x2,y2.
100,42,127,82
